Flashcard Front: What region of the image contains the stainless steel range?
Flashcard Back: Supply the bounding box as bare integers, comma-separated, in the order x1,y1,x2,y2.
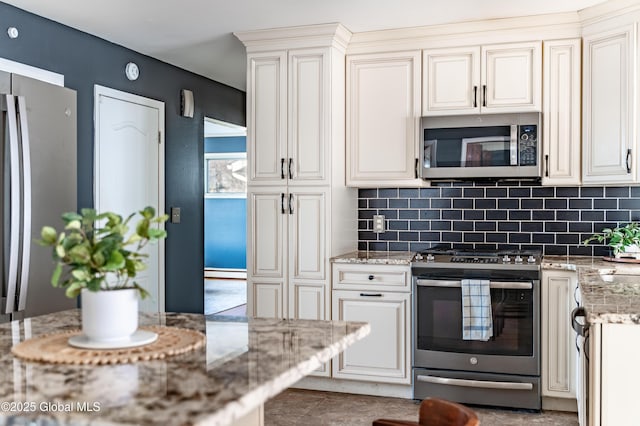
411,247,541,410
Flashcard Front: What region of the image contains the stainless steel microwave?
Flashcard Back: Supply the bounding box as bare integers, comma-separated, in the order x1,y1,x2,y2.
420,112,541,180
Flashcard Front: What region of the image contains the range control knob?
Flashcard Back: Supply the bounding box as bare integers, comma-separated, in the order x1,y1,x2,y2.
470,357,478,365
502,255,511,263
527,255,537,263
414,253,423,261
514,255,523,263
426,254,435,262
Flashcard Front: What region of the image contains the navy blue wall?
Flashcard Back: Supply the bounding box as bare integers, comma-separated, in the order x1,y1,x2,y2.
0,2,246,313
204,136,247,269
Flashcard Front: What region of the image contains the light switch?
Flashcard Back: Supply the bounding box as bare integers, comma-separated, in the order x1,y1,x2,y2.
171,207,181,224
373,215,385,233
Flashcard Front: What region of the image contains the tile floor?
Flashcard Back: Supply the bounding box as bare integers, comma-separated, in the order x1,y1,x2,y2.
265,389,579,426
204,278,247,315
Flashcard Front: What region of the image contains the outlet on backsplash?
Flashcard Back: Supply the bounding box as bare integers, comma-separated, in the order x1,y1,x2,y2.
373,215,386,233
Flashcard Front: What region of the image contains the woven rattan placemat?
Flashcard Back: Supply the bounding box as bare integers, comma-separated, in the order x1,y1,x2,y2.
11,326,206,365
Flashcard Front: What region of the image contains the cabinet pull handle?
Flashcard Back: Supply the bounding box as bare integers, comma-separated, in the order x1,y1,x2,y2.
627,149,632,174
545,154,549,177
288,158,293,179
288,193,294,215
368,275,375,280
414,158,419,179
473,86,478,108
281,193,286,214
359,293,382,297
482,85,487,107
280,158,285,179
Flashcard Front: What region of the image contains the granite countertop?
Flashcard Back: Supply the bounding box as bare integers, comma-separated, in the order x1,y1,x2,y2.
543,256,640,325
0,310,369,426
331,251,415,265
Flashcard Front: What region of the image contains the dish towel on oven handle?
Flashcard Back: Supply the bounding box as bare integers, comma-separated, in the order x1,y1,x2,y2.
461,279,493,341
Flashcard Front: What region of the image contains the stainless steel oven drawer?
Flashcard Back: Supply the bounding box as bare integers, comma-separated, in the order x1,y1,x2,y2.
413,368,541,410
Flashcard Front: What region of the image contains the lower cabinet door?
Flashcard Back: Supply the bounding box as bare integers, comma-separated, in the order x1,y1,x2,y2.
250,281,284,319
541,270,577,398
289,281,330,377
331,290,411,384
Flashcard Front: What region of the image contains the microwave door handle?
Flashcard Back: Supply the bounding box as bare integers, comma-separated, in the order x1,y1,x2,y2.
416,279,532,290
510,125,518,166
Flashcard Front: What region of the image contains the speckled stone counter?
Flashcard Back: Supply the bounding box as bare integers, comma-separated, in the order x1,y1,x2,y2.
331,251,415,265
0,310,369,426
543,256,640,324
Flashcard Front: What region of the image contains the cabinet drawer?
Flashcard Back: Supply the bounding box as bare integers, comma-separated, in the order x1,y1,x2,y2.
332,263,411,292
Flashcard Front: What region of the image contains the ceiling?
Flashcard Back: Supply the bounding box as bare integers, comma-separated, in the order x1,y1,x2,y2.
4,0,608,91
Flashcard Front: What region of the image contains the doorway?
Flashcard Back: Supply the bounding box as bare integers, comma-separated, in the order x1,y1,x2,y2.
94,85,165,313
203,117,247,316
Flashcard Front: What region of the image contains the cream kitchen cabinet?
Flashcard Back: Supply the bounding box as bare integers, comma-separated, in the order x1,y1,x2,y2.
331,264,411,384
582,24,637,185
346,51,423,187
246,47,334,186
542,39,581,186
247,187,328,320
422,41,541,116
238,24,357,333
588,323,640,426
541,270,578,401
247,186,334,378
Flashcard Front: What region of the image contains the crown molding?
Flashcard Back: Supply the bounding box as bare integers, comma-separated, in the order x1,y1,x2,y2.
346,12,581,54
234,23,352,53
579,0,640,28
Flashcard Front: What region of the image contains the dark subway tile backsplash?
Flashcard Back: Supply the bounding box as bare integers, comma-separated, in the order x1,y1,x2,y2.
358,182,640,256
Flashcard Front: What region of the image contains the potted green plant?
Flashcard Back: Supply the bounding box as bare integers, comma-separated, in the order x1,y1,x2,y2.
38,206,168,345
582,222,640,258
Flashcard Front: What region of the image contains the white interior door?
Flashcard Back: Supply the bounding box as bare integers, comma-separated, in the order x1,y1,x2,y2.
94,85,165,313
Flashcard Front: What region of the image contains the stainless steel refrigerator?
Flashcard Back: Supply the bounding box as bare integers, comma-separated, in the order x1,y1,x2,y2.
0,71,77,323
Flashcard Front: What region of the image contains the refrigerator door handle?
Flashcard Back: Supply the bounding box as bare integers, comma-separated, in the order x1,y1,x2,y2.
4,95,21,315
16,96,31,311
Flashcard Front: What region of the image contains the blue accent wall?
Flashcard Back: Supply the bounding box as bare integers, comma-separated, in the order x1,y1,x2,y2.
204,136,247,269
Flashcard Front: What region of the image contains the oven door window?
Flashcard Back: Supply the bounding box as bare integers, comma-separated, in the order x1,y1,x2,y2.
423,126,513,169
416,285,533,356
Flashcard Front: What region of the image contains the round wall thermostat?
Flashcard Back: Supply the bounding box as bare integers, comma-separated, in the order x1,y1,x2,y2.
125,62,139,81
7,27,19,39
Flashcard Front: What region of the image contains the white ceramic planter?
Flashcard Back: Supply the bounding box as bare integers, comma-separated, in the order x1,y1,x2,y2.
615,244,640,260
81,288,138,342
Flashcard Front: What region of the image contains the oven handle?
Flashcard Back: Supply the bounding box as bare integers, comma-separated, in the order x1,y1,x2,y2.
415,279,532,290
416,374,534,391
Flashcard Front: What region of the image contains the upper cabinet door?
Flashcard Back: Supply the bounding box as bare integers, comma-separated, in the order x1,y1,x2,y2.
288,48,329,185
542,39,582,186
582,25,637,185
247,52,287,184
346,51,422,187
422,46,481,115
481,41,542,113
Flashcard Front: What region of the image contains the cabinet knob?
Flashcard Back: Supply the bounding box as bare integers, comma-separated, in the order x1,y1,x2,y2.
368,275,374,280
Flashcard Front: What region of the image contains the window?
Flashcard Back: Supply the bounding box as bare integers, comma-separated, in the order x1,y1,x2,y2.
205,152,247,198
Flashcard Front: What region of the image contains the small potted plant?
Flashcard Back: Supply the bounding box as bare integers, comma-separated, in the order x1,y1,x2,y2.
38,206,168,345
582,222,640,259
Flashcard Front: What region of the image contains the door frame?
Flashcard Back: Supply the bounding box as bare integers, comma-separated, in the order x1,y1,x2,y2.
93,85,166,312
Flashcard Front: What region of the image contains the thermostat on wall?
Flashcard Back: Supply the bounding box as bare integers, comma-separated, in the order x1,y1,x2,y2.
125,62,139,81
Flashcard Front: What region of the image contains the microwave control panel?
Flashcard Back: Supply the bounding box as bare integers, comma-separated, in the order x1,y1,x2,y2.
518,125,537,166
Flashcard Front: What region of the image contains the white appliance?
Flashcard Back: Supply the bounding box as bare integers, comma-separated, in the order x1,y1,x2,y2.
0,71,77,323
